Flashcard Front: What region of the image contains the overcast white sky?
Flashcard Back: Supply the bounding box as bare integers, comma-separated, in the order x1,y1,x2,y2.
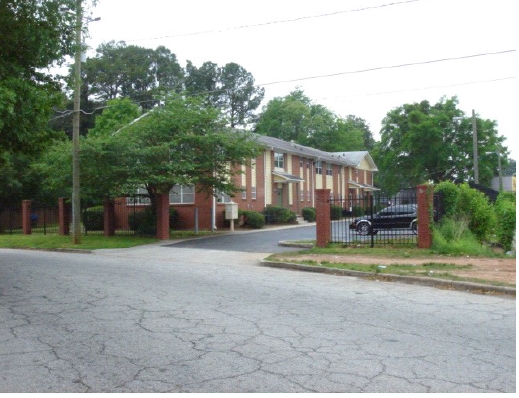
84,0,517,159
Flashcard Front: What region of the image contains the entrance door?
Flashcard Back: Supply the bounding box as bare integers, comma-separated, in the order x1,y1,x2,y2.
276,186,283,207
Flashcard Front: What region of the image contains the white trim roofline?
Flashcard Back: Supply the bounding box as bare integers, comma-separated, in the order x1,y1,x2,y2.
253,134,377,170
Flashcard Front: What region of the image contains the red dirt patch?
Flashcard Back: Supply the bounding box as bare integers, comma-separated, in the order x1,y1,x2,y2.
275,254,516,285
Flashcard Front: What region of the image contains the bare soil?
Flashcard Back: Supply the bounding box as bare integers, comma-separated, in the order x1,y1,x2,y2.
274,253,516,285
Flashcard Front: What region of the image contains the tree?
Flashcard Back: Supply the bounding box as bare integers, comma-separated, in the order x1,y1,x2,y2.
255,89,374,152
255,90,312,143
216,63,264,128
373,96,509,195
88,98,142,137
82,41,184,108
185,60,220,105
0,0,76,206
38,96,263,215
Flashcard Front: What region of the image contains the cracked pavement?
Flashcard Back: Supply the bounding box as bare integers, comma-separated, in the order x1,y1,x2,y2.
0,243,515,393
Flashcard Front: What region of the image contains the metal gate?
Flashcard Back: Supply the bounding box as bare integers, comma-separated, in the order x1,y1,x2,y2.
329,192,419,247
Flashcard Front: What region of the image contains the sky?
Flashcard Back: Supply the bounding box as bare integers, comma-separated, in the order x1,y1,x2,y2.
83,0,517,160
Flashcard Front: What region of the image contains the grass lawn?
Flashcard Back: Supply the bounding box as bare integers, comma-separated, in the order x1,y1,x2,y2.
0,230,220,250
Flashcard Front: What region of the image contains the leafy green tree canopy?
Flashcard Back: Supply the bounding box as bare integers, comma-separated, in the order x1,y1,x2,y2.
38,96,263,211
185,61,265,128
88,98,142,137
255,89,374,152
82,41,184,108
373,96,509,195
1,0,76,154
1,0,77,206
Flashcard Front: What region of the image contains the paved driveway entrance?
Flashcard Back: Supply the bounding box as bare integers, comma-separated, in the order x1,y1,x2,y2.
166,224,315,253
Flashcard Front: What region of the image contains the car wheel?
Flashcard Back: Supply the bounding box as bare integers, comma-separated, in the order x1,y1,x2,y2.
356,222,371,235
411,220,417,234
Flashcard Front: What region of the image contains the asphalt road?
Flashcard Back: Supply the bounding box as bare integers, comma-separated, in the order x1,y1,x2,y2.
0,234,515,393
167,224,316,252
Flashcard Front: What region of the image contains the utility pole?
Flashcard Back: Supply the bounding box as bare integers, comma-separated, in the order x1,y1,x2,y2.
497,150,503,191
72,0,82,244
472,109,479,185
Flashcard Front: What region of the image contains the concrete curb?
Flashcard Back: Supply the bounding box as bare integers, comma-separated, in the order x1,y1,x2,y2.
260,260,516,297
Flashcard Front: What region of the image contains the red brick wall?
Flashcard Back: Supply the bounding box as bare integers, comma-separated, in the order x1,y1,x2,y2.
315,189,331,247
417,184,433,248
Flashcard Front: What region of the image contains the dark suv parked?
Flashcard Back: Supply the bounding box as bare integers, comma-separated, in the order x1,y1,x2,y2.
349,204,417,235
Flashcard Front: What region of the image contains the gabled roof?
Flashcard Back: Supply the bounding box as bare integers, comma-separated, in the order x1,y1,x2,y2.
253,134,378,171
331,151,378,172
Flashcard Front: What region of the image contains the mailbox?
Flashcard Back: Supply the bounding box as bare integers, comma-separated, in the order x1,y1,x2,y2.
225,201,238,220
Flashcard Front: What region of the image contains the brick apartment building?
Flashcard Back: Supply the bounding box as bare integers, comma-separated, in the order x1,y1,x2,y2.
129,133,379,231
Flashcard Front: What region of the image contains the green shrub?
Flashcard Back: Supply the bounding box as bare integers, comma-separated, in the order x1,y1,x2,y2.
262,206,296,224
330,205,343,220
456,183,495,242
436,216,470,242
494,192,516,251
431,227,492,256
352,205,365,217
302,207,316,222
435,181,459,218
241,210,265,229
82,205,104,231
129,208,156,236
169,207,180,229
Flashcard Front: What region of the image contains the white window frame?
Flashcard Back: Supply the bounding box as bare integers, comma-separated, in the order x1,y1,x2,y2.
274,152,284,169
128,187,151,205
326,163,333,176
316,160,322,175
216,191,232,203
169,184,195,204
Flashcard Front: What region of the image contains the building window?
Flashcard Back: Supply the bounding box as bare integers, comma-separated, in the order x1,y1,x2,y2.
316,160,322,175
326,163,333,176
274,152,284,169
251,186,257,200
169,185,195,204
216,191,232,203
300,157,304,168
300,189,305,202
127,187,151,205
241,186,247,200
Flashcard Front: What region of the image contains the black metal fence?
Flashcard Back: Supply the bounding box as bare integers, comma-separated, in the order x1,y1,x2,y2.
81,199,148,236
329,192,419,247
0,203,60,235
0,206,22,234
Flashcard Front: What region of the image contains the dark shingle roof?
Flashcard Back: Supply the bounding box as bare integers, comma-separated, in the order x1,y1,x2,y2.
253,134,377,171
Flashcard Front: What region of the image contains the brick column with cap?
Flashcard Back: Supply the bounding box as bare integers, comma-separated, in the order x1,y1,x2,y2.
22,200,32,235
104,197,115,237
155,193,170,240
58,198,70,235
416,184,433,248
315,189,331,248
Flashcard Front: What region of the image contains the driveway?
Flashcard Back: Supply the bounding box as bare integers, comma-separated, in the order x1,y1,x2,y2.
166,224,316,253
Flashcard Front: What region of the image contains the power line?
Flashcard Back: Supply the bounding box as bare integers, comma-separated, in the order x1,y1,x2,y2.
124,0,426,42
325,76,515,100
257,50,516,87
50,50,515,119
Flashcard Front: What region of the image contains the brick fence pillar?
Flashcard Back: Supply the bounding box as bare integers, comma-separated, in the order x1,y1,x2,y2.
315,189,331,248
58,198,70,235
22,200,32,235
155,193,170,240
104,197,115,237
417,184,433,248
